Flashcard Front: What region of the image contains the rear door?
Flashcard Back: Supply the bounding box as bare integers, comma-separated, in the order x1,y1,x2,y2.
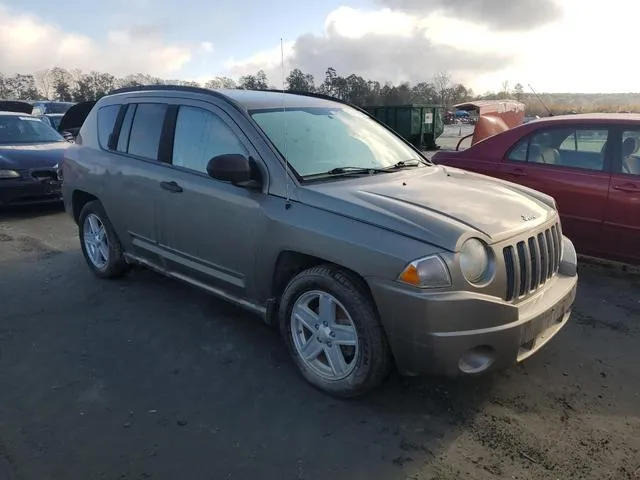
98,100,171,265
602,126,640,263
500,125,612,255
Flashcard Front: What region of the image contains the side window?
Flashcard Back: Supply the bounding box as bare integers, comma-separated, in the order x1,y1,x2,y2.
127,103,167,160
621,130,640,175
507,138,528,161
528,127,607,171
559,132,577,150
97,104,121,149
172,106,247,174
116,104,136,153
576,129,608,153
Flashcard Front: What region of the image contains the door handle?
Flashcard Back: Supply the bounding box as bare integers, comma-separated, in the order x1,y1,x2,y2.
612,184,639,193
160,181,183,193
506,168,526,177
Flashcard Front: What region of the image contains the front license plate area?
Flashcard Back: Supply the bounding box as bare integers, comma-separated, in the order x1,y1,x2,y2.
520,307,564,347
520,290,574,350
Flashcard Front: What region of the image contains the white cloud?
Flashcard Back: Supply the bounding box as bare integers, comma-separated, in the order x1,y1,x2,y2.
324,6,418,38
225,0,640,94
0,5,193,77
224,6,509,88
429,0,640,93
200,41,214,53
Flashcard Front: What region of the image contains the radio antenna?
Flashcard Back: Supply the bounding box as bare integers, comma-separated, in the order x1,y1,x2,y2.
281,38,292,210
528,84,552,117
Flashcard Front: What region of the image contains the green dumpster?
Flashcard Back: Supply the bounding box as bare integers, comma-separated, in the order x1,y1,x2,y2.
363,104,444,150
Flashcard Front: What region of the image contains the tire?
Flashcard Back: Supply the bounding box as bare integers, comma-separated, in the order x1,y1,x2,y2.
78,200,130,279
279,265,391,398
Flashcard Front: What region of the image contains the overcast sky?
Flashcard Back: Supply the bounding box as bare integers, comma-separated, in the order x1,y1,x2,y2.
0,0,633,93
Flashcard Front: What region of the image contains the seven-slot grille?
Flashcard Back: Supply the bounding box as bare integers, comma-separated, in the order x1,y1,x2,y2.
503,223,562,301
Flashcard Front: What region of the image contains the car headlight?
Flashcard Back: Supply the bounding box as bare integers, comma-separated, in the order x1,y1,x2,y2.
0,169,20,179
459,238,492,284
398,255,451,288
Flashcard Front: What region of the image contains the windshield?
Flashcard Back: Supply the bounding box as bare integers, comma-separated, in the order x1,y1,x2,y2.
250,106,428,178
33,102,74,114
0,115,65,144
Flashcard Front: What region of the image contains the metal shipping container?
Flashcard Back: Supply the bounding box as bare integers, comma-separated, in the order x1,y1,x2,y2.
364,104,445,150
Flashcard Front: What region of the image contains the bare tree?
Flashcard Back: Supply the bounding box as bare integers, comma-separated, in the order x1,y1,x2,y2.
34,69,54,99
499,80,511,99
433,71,451,105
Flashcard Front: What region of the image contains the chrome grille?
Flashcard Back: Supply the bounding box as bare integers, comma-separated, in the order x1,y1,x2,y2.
503,223,562,301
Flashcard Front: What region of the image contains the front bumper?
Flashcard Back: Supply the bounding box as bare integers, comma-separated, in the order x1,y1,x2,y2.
0,173,62,206
369,265,578,377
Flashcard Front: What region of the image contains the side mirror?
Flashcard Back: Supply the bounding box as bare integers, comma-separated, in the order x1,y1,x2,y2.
206,153,259,188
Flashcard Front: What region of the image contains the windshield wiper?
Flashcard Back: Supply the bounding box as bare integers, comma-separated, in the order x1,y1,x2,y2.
302,160,428,181
383,159,424,170
326,166,392,175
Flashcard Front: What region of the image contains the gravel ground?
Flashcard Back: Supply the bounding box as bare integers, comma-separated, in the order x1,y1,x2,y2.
0,204,639,480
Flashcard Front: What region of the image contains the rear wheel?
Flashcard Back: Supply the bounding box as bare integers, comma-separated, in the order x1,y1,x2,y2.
279,265,391,398
78,200,130,279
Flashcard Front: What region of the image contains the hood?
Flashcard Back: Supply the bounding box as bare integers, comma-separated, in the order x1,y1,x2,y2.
0,142,70,170
58,100,96,133
0,101,33,114
298,165,555,251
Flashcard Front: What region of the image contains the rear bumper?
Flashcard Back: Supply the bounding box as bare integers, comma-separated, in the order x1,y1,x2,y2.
0,179,62,206
369,271,578,377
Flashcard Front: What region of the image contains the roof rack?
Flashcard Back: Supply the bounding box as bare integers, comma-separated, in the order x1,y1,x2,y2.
107,84,221,96
107,85,369,114
106,83,247,113
260,88,370,115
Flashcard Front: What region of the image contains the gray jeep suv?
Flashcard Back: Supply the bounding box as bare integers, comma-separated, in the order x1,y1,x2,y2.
62,86,578,397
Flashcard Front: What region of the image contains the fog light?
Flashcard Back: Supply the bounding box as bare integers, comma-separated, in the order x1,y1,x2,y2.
458,345,496,374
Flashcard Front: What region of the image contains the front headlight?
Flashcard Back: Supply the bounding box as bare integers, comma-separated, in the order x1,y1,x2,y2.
459,238,492,284
398,255,451,288
0,169,20,179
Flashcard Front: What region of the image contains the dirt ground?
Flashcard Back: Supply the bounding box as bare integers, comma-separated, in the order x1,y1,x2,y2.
0,204,638,480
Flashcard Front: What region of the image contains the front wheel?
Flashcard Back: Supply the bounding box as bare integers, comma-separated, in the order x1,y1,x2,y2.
279,265,391,398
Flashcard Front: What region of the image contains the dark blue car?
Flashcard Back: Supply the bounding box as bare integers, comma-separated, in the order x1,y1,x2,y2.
0,111,70,206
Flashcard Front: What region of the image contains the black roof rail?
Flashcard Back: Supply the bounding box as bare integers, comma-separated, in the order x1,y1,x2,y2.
260,88,371,114
107,84,226,97
105,84,250,114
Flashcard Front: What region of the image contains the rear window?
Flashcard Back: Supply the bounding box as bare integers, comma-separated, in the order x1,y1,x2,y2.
32,102,74,115
127,103,167,160
97,105,121,149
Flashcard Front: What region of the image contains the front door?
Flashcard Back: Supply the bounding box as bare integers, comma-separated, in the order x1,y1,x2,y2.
156,100,268,299
602,127,640,264
501,126,612,256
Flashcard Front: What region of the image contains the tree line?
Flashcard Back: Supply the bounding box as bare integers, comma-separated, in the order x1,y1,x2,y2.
0,67,476,108
2,66,639,116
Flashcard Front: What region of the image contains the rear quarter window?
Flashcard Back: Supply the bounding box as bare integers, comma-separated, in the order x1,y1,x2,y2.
97,105,121,149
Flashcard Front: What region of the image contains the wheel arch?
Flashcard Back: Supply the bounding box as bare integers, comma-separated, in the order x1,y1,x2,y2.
271,251,375,302
71,189,98,224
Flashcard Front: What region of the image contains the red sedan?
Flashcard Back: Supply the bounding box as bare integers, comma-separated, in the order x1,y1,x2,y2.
432,114,640,265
